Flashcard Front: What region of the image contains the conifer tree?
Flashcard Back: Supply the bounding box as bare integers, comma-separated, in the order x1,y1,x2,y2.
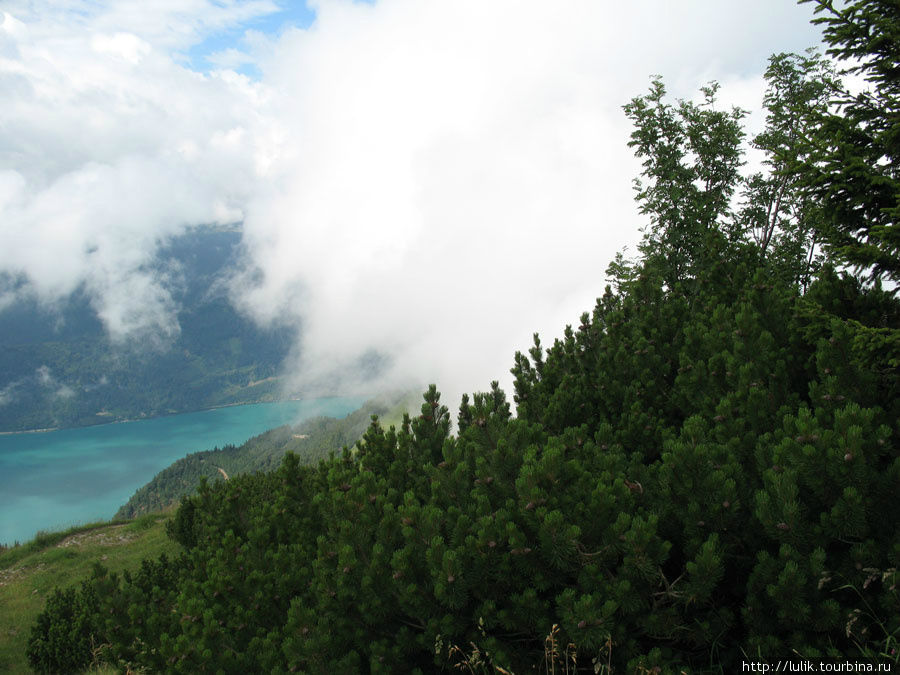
793,0,900,283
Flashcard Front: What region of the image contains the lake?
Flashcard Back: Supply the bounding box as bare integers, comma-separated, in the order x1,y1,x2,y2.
0,398,363,545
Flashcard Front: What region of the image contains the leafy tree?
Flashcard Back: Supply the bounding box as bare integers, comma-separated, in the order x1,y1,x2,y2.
623,79,747,290
739,50,837,289
792,0,900,283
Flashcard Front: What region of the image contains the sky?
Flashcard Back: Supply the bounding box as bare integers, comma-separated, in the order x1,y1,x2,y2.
0,0,826,407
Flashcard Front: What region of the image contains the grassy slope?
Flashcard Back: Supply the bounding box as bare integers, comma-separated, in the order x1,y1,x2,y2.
0,516,180,673
0,392,419,673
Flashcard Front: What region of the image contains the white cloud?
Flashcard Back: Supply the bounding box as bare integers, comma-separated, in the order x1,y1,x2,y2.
0,1,272,342
0,0,825,405
232,0,825,403
91,32,151,64
30,365,76,400
36,365,54,386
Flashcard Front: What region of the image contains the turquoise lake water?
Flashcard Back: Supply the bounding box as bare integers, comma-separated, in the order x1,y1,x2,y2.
0,398,363,545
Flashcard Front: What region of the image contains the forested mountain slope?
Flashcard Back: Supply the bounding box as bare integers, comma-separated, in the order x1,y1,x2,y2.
0,229,294,431
116,394,410,519
26,2,900,671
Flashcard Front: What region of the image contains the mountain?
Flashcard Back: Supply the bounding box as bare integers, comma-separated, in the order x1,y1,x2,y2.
0,228,294,432
116,393,411,519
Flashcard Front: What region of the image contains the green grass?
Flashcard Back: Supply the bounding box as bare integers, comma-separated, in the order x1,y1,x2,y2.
0,514,179,674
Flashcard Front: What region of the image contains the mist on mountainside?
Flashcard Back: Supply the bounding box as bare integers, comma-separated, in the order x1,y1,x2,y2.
0,229,298,431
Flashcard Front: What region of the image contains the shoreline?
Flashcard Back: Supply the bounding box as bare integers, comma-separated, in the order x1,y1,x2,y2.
0,395,348,436
0,427,59,436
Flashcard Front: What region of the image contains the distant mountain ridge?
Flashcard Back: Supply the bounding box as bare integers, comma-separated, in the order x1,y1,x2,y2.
116,393,410,519
0,229,294,432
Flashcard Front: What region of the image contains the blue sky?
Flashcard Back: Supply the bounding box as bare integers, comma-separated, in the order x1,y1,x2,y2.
184,0,374,78
184,2,316,76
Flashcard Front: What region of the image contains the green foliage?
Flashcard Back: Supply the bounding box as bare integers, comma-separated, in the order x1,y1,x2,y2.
0,516,178,673
26,566,105,674
740,50,837,289
791,0,900,283
24,4,900,670
28,289,899,670
623,78,747,289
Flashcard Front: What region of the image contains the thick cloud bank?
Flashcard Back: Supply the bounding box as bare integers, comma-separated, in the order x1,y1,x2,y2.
1,0,822,402
0,2,270,342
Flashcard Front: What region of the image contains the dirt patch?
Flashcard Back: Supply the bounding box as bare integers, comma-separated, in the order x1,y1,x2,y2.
57,525,136,549
0,561,45,587
0,566,26,587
